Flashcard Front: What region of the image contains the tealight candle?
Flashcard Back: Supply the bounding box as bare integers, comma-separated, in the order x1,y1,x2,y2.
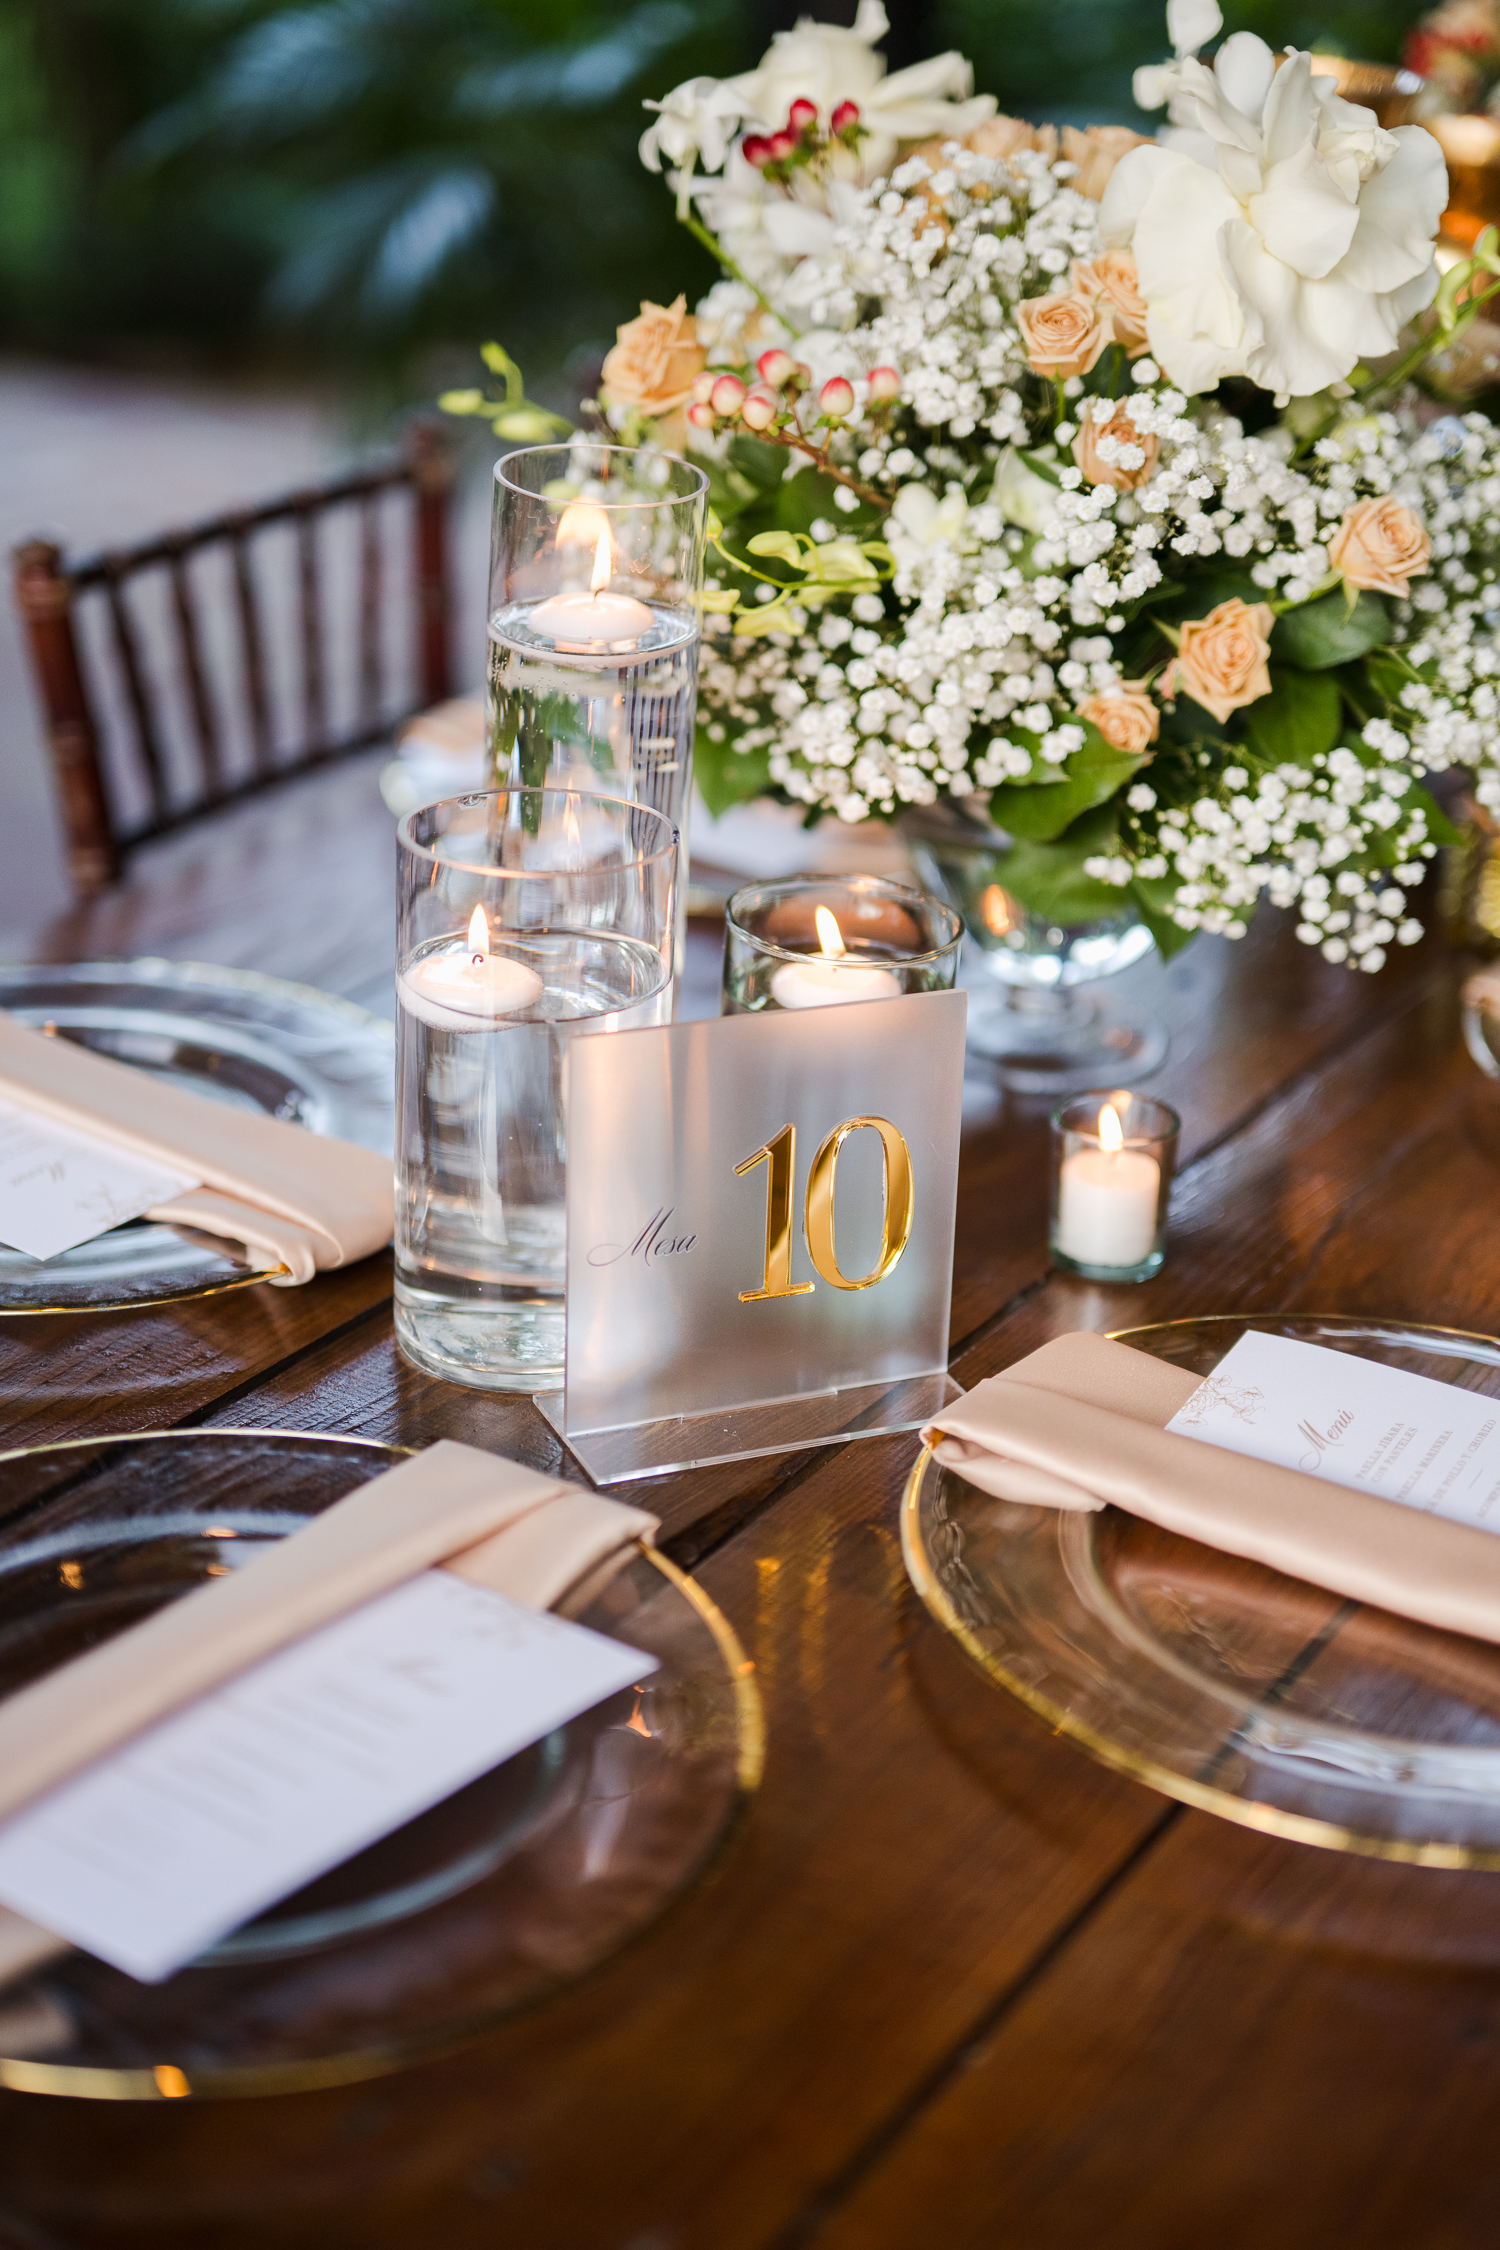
398,907,544,1032
1051,1094,1178,1279
768,906,904,1011
528,528,653,651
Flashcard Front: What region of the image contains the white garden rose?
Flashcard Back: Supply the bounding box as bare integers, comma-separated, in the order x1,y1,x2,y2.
722,0,995,184
1102,39,1446,400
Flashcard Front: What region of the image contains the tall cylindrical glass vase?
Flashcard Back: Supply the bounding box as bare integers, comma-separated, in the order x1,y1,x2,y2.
487,442,707,976
395,788,677,1392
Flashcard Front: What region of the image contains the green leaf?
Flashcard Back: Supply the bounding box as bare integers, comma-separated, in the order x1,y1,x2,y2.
1365,646,1437,704
726,435,787,491
1243,668,1343,766
986,727,1147,841
772,468,881,537
987,807,1129,924
693,733,776,818
1408,782,1462,849
1127,876,1196,960
1272,588,1390,670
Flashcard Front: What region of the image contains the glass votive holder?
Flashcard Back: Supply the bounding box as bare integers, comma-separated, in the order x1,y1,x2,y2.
395,787,677,1393
1049,1090,1180,1283
722,876,963,1014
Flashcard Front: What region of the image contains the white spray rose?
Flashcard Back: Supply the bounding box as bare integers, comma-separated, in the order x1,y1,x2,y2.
1101,41,1446,400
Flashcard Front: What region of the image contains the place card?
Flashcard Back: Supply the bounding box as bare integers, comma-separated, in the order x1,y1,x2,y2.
0,1094,199,1261
1169,1331,1500,1533
0,1570,655,1982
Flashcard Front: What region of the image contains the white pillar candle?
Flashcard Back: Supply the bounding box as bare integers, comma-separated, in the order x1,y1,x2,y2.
398,908,544,1033
1055,1101,1161,1268
769,903,903,1011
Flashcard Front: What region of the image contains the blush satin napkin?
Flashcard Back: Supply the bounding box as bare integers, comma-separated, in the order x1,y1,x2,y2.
0,1010,393,1283
925,1331,1500,1647
0,1440,657,1987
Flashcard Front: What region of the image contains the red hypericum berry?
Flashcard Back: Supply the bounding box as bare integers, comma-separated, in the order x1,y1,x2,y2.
867,365,901,401
766,130,796,163
819,375,856,419
757,347,797,388
690,370,717,404
791,361,813,388
740,133,771,167
787,98,818,130
687,401,718,431
831,100,860,134
740,386,779,431
710,373,748,416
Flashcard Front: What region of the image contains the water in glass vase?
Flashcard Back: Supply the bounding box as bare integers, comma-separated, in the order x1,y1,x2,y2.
395,928,670,1391
486,603,698,829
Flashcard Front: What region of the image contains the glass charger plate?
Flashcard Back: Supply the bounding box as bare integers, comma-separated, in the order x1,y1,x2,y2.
0,1430,759,2098
903,1314,1500,1867
0,960,394,1312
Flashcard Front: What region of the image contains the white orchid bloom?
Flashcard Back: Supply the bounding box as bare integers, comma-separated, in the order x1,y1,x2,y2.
639,76,751,177
723,0,995,183
991,446,1061,536
892,484,969,545
1101,45,1446,400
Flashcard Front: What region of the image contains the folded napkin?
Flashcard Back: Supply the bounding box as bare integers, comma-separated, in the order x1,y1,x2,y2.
0,1439,657,1986
0,1010,393,1283
926,1331,1500,1647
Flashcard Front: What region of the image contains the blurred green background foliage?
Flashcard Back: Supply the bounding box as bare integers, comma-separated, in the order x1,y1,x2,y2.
0,0,1422,401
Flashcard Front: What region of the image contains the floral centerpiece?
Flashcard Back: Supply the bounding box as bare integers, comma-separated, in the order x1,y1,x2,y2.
447,0,1500,975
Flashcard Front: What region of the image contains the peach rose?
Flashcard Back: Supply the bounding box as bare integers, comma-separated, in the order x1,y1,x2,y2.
1163,598,1275,725
1328,498,1433,597
1059,124,1151,202
600,295,706,416
1073,402,1159,492
1071,250,1149,356
1079,683,1160,756
964,115,1059,164
1016,292,1108,381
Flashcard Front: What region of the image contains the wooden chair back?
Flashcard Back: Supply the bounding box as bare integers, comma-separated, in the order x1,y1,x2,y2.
13,418,454,893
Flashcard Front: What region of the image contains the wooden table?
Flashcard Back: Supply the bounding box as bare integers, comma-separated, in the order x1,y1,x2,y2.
2,750,1498,2250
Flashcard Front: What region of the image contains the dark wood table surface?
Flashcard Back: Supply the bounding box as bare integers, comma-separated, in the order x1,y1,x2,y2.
2,750,1499,2250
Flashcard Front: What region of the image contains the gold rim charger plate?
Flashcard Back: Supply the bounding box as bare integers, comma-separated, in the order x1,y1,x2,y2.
0,1430,760,2098
0,960,395,1313
904,1315,1500,1866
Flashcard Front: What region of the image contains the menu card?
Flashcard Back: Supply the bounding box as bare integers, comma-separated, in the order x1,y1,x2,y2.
0,1570,656,1982
0,1093,198,1260
1168,1331,1500,1533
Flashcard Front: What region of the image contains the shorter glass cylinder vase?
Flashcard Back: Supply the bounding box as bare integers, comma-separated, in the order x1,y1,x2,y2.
1049,1091,1180,1284
722,876,962,1014
395,788,677,1392
903,802,1167,1092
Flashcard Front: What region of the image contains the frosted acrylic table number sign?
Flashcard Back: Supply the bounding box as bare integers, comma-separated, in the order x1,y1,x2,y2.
533,990,967,1483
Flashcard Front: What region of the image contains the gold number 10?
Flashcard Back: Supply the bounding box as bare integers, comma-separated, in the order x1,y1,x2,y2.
735,1117,914,1303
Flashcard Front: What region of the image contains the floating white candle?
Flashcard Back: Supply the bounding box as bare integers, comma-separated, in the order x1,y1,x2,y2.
769,905,904,1011
1054,1099,1160,1269
529,529,653,651
398,907,544,1032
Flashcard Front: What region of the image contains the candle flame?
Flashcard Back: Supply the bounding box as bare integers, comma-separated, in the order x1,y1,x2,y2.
981,884,1012,937
815,906,846,958
467,904,489,965
555,501,611,551
590,530,612,598
1099,1100,1124,1153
